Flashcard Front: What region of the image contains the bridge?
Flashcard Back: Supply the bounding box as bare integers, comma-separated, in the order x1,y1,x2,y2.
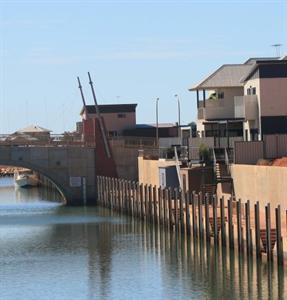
0,145,97,205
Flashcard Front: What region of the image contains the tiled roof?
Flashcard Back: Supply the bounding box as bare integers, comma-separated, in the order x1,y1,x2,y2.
190,64,253,90
16,125,51,133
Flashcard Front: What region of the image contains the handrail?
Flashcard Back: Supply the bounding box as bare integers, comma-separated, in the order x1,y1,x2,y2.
212,148,217,176
225,148,230,175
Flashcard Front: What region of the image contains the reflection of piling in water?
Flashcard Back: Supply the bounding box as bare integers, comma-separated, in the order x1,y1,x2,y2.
97,175,286,270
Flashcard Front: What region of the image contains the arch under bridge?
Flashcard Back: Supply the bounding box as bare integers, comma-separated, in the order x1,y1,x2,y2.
0,145,97,205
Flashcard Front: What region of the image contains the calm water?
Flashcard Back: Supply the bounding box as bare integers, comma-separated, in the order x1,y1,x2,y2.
0,177,285,300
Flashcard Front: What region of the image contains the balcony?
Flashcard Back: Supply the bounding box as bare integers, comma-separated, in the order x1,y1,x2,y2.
234,95,258,120
197,99,235,120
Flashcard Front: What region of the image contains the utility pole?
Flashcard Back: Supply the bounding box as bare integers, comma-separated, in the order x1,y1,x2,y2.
174,94,181,144
156,97,159,147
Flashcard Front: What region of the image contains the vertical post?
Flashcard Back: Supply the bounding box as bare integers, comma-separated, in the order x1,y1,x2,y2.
149,185,153,222
128,181,132,215
205,193,210,243
237,199,243,252
245,200,252,255
265,203,272,261
180,189,185,233
192,192,197,238
140,184,144,219
163,188,167,226
174,188,179,231
255,201,261,259
168,188,173,230
144,184,149,220
228,198,234,249
136,183,140,217
198,192,203,239
220,196,226,247
158,187,163,225
153,186,158,225
185,191,191,235
213,195,218,245
275,205,284,265
165,188,169,227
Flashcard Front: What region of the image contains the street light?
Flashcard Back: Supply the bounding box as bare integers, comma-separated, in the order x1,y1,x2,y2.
174,94,181,142
155,97,159,147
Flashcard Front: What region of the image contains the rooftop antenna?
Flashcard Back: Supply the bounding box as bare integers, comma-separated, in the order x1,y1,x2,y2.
271,44,283,57
88,72,111,158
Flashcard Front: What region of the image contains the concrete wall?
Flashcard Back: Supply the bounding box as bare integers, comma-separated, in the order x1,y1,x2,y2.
231,164,287,210
138,155,177,187
109,139,139,180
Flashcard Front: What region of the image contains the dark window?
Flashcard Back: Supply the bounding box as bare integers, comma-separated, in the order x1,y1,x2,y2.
118,113,126,118
108,131,118,137
247,88,251,95
252,87,256,95
218,92,224,99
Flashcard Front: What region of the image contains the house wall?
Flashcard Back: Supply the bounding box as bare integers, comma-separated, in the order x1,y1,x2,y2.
260,78,287,116
84,111,136,135
138,155,177,187
231,164,287,210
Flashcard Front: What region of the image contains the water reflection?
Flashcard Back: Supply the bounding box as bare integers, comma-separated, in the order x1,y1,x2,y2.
0,178,286,299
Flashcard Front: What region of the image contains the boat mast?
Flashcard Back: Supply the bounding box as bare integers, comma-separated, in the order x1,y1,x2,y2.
87,72,111,158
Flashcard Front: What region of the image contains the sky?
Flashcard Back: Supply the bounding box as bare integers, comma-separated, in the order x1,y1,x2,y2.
0,0,286,134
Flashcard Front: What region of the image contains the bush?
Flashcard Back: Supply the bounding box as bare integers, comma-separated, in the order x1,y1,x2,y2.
199,143,211,164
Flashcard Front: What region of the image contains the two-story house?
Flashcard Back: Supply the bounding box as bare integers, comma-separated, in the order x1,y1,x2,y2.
190,57,286,145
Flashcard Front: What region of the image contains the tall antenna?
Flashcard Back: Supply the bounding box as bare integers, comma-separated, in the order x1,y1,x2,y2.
271,44,283,57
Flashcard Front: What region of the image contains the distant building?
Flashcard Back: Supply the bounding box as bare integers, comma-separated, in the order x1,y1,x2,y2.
7,125,51,142
80,104,137,141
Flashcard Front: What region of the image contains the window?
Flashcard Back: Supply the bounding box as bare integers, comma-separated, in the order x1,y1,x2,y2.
118,113,126,118
247,88,251,95
218,91,224,99
252,87,256,95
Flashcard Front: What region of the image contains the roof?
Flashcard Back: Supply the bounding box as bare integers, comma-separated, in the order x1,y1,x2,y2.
241,59,287,82
136,123,177,128
244,57,280,64
15,125,51,133
80,104,137,115
190,64,253,90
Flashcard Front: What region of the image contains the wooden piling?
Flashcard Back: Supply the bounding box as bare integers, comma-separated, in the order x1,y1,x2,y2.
168,188,173,230
153,186,158,225
139,184,144,219
148,184,153,223
198,192,203,239
228,198,234,249
185,191,191,235
205,193,210,243
220,196,226,247
163,188,167,226
213,195,218,245
192,192,197,238
265,203,272,261
180,189,185,233
165,189,169,227
275,205,284,265
174,188,179,231
237,199,243,252
245,200,252,255
255,201,261,259
158,187,163,225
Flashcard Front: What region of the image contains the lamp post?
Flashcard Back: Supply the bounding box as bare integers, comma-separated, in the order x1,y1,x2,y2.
174,94,181,143
156,97,159,147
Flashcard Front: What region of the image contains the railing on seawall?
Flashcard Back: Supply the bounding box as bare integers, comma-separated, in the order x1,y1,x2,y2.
97,175,286,266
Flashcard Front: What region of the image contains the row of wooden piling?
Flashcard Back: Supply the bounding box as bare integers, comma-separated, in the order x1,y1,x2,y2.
97,175,285,265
